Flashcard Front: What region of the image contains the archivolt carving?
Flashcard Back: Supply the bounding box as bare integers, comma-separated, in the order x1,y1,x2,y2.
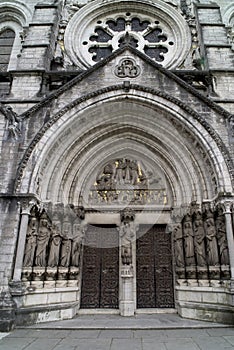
14,84,234,193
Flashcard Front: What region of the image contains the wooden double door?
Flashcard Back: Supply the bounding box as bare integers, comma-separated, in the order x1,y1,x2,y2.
81,224,174,310
80,225,119,309
136,225,174,308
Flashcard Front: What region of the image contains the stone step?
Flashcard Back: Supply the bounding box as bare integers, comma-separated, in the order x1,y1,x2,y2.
18,313,230,330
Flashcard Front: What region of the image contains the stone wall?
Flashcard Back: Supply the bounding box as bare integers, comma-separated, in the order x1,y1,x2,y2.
0,0,234,331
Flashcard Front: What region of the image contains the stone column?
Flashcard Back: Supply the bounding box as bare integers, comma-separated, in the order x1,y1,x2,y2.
12,200,36,281
223,201,234,280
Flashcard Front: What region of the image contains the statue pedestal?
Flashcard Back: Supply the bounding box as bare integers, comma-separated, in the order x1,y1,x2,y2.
21,267,32,283
186,266,197,279
44,267,56,288
221,265,231,280
67,267,79,287
120,266,135,317
31,267,45,288
209,265,220,280
56,267,69,287
197,266,208,280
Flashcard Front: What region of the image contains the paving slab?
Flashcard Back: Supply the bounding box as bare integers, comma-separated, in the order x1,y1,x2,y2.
142,340,167,350
98,329,134,338
23,338,61,350
133,329,168,338
191,335,233,350
110,338,142,350
224,336,234,346
76,338,112,350
164,339,201,350
0,314,234,350
0,337,36,350
64,330,100,338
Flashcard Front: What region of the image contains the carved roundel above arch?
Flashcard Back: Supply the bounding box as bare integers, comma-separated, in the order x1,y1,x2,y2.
64,0,191,69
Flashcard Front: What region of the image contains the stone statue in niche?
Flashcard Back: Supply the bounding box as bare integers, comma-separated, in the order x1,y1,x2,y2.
216,211,229,266
193,211,207,267
35,215,51,267
71,224,85,267
173,223,185,268
115,159,125,185
119,221,135,265
0,104,21,140
23,217,38,267
60,221,72,267
204,211,219,266
47,224,62,268
183,215,195,266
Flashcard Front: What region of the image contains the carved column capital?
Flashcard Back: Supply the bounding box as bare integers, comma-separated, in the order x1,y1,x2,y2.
120,208,135,223
18,196,40,215
214,196,233,214
222,201,233,214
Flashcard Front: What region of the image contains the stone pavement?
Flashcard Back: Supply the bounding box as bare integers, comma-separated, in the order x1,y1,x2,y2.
1,314,234,350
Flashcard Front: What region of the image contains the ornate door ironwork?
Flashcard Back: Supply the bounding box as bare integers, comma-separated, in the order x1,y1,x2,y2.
80,225,119,309
136,225,174,308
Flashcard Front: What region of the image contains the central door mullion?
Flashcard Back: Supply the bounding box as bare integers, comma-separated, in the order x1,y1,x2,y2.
153,232,157,308
99,248,102,308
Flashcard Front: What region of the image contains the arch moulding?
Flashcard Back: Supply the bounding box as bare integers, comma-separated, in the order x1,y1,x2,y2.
15,85,233,209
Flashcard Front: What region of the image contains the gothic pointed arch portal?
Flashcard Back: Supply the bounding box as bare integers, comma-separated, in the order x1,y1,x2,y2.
16,86,233,317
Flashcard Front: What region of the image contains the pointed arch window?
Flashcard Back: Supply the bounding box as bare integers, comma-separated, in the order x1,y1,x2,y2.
0,28,15,72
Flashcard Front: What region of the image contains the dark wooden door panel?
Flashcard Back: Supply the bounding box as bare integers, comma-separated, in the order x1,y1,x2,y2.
80,246,100,308
136,225,174,308
137,229,155,308
154,229,174,308
81,225,119,309
100,246,119,308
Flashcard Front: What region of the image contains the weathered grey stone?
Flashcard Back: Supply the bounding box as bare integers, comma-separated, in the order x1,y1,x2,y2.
0,0,234,331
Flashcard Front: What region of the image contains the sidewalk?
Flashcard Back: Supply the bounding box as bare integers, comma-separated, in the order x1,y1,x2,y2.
1,314,234,350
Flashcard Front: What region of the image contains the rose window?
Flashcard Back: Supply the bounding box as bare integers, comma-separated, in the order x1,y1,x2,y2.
82,14,174,64
64,0,191,69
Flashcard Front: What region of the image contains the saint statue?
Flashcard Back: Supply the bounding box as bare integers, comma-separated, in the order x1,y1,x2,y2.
47,224,62,268
23,217,38,267
35,217,51,267
193,213,207,267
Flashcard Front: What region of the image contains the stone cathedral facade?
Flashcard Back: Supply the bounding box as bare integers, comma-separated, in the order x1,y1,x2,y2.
0,0,234,331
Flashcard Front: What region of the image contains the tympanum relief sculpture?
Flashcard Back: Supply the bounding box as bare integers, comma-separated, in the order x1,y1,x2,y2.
88,158,167,206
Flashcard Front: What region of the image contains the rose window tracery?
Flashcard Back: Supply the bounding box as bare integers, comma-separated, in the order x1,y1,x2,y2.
64,0,191,69
83,14,174,63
